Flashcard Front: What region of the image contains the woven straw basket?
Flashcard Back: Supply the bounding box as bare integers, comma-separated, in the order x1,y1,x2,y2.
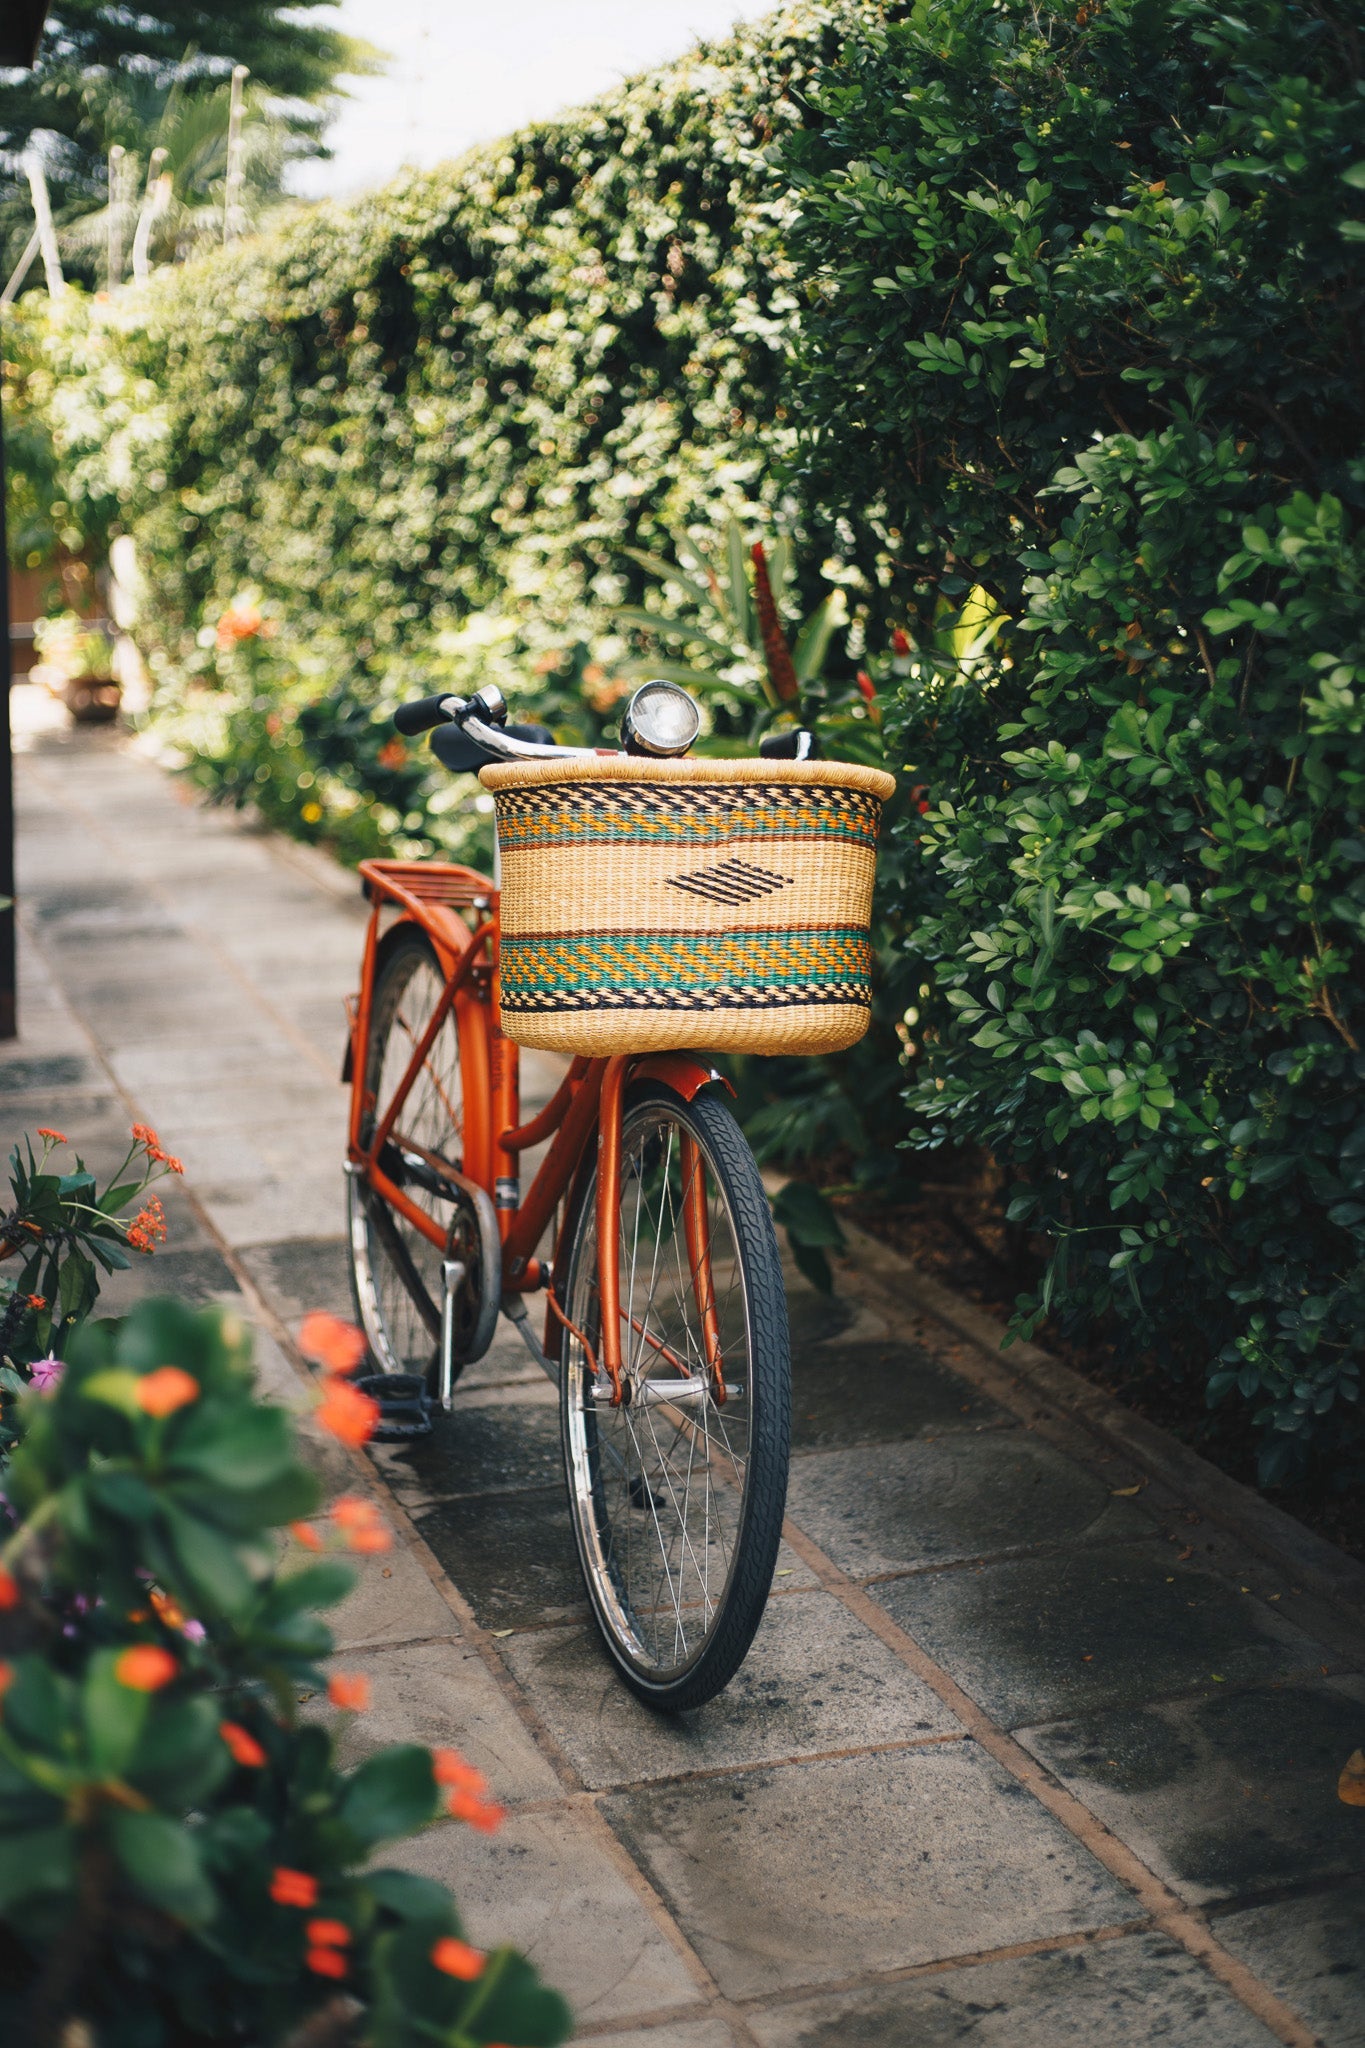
479,755,897,1058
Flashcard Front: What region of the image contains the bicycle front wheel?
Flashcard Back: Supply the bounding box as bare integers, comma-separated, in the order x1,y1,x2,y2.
558,1082,790,1710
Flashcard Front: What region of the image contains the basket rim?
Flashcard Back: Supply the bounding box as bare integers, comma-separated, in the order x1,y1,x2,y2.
479,754,896,801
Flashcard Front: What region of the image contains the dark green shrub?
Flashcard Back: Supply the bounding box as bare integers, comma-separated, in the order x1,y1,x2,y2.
112,5,869,850
783,0,1365,1477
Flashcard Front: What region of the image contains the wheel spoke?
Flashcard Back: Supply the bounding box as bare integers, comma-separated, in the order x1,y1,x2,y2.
563,1098,769,1683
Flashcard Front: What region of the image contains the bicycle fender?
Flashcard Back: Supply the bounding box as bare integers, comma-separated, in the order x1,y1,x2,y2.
631,1054,734,1102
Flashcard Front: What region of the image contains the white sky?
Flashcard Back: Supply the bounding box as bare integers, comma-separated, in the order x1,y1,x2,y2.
290,0,782,200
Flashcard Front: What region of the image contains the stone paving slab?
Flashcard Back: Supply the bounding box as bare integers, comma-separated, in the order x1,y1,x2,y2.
1216,1884,1365,2048
1018,1678,1365,1906
503,1588,958,1790
743,1931,1282,2046
785,1430,1154,1577
603,1744,1134,1999
392,1807,706,2027
872,1539,1331,1728
5,701,1364,2048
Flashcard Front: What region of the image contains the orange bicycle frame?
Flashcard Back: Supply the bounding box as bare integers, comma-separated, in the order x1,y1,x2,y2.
346,859,726,1401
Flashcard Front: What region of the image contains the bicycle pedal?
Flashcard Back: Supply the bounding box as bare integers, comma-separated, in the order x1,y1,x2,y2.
351,1371,433,1441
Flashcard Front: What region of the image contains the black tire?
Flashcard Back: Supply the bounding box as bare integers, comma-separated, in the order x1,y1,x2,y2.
347,927,485,1394
556,1081,790,1710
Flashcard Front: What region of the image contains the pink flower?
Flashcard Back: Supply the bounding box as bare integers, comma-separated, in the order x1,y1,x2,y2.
29,1356,64,1394
181,1618,207,1644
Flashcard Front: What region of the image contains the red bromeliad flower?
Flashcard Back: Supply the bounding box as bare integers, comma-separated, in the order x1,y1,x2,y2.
856,670,876,704
431,1936,485,1981
0,1569,20,1611
220,1720,268,1768
750,542,800,705
270,1867,318,1909
115,1645,178,1691
316,1377,380,1447
298,1311,367,1376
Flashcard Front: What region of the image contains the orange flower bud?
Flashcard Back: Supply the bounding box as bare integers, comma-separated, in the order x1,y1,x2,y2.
431,1936,485,1980
316,1378,380,1448
289,1520,324,1551
0,1569,20,1611
115,1645,177,1691
298,1311,367,1376
220,1720,267,1767
270,1867,318,1909
136,1366,199,1417
306,1918,351,1948
447,1787,505,1834
432,1747,488,1795
306,1946,348,1979
327,1672,370,1712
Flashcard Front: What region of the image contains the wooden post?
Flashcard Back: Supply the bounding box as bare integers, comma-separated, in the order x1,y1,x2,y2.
0,0,50,1042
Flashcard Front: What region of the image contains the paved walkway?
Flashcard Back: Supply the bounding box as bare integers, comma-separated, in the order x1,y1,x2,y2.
4,693,1365,2047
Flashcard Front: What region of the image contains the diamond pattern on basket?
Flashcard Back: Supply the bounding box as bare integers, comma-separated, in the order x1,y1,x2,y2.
665,859,795,905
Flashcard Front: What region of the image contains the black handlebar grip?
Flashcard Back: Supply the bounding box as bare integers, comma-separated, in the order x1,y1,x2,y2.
393,693,457,736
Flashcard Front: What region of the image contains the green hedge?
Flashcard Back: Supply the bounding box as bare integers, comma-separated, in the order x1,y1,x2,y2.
115,3,866,856
783,0,1365,1479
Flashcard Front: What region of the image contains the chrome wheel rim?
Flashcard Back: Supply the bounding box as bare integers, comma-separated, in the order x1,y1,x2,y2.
563,1108,755,1681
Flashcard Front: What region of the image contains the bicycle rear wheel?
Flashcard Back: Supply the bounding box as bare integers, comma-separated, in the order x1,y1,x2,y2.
557,1082,790,1710
348,928,491,1391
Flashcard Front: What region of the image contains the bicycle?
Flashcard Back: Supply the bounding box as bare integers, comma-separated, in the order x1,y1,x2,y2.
344,680,889,1709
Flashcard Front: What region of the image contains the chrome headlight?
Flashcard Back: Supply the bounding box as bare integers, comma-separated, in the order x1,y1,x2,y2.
621,680,701,758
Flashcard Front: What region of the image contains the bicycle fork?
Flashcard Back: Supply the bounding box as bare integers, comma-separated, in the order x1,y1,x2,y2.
594,1055,729,1409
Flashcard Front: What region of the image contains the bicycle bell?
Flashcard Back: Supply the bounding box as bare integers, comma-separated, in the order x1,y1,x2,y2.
621,680,702,758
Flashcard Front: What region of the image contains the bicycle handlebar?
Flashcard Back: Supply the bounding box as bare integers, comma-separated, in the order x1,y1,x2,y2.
392,692,460,736
393,686,602,764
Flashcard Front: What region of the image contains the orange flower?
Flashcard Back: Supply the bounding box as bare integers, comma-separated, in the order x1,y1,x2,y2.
165,1156,184,1175
0,1570,18,1611
220,1720,267,1768
115,1645,177,1692
298,1311,367,1376
149,1587,186,1630
131,1123,160,1149
37,1128,66,1143
306,1946,348,1979
431,1936,485,1980
377,738,407,771
27,1295,46,1311
290,1520,324,1552
316,1377,379,1448
0,1661,12,1705
331,1495,391,1554
270,1867,318,1909
327,1672,370,1712
126,1196,167,1255
306,1918,351,1949
447,1787,505,1834
136,1366,199,1417
432,1748,488,1796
